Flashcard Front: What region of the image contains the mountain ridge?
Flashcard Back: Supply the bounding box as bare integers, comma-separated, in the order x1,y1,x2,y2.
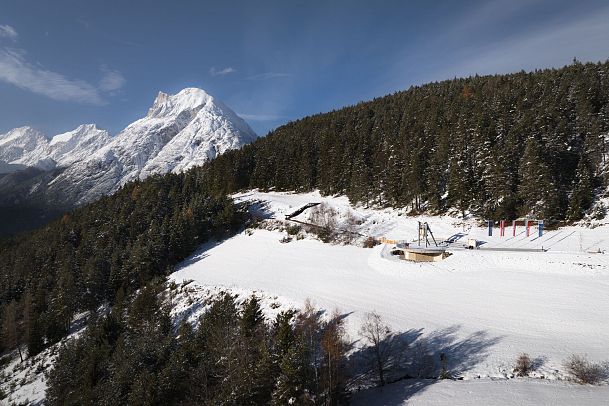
0,87,257,234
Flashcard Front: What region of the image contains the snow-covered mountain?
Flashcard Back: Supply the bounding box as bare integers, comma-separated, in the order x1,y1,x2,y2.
0,124,112,170
141,89,257,175
0,87,257,206
0,126,49,166
14,124,112,170
47,88,256,203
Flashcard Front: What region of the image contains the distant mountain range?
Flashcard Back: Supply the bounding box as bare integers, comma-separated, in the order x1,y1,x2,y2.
0,88,257,235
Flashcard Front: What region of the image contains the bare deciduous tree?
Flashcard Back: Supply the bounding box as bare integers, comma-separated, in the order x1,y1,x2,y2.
321,309,349,404
309,203,338,243
342,210,360,244
359,311,393,386
412,338,435,378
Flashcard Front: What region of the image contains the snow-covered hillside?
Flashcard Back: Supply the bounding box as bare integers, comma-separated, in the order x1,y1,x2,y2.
353,378,609,405
168,190,609,405
0,88,257,205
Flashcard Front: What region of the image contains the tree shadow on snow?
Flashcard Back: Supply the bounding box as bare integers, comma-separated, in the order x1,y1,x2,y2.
245,199,275,220
530,355,547,371
176,199,278,270
348,325,503,404
176,237,233,269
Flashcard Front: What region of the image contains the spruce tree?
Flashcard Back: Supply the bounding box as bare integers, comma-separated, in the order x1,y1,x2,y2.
518,137,560,219
567,156,594,221
1,301,23,362
271,342,311,405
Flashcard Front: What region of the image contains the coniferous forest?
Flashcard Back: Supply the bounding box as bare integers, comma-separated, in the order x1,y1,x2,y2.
0,172,244,358
1,61,609,404
200,60,609,221
46,287,350,405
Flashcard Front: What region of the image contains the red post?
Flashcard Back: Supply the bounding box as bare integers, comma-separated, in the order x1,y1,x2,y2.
512,220,516,236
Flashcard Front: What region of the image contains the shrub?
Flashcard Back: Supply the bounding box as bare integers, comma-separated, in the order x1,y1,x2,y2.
563,354,608,385
0,355,10,369
286,224,301,236
315,227,336,243
363,237,380,248
514,353,532,376
248,217,261,229
439,369,452,380
592,203,606,220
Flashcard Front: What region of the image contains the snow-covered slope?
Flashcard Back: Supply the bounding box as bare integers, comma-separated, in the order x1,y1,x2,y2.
352,379,609,406
47,88,256,204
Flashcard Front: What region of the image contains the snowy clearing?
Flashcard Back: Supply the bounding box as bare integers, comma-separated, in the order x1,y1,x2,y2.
169,190,609,404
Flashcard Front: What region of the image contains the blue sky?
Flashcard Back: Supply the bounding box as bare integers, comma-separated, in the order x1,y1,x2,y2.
1,0,609,137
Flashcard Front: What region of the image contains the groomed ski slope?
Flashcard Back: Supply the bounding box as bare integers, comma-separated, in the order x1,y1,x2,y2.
170,190,609,405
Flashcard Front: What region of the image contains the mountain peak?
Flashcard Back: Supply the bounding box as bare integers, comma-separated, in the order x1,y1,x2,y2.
0,126,49,167
1,87,256,206
0,126,46,144
49,124,107,146
147,88,213,118
77,123,99,131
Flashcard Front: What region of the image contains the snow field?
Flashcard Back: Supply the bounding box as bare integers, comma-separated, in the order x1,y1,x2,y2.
169,190,609,404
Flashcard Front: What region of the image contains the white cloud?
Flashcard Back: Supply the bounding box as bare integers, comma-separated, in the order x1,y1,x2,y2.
430,6,609,82
0,48,105,104
384,3,609,93
247,72,291,80
99,66,126,92
209,66,236,76
0,25,17,40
